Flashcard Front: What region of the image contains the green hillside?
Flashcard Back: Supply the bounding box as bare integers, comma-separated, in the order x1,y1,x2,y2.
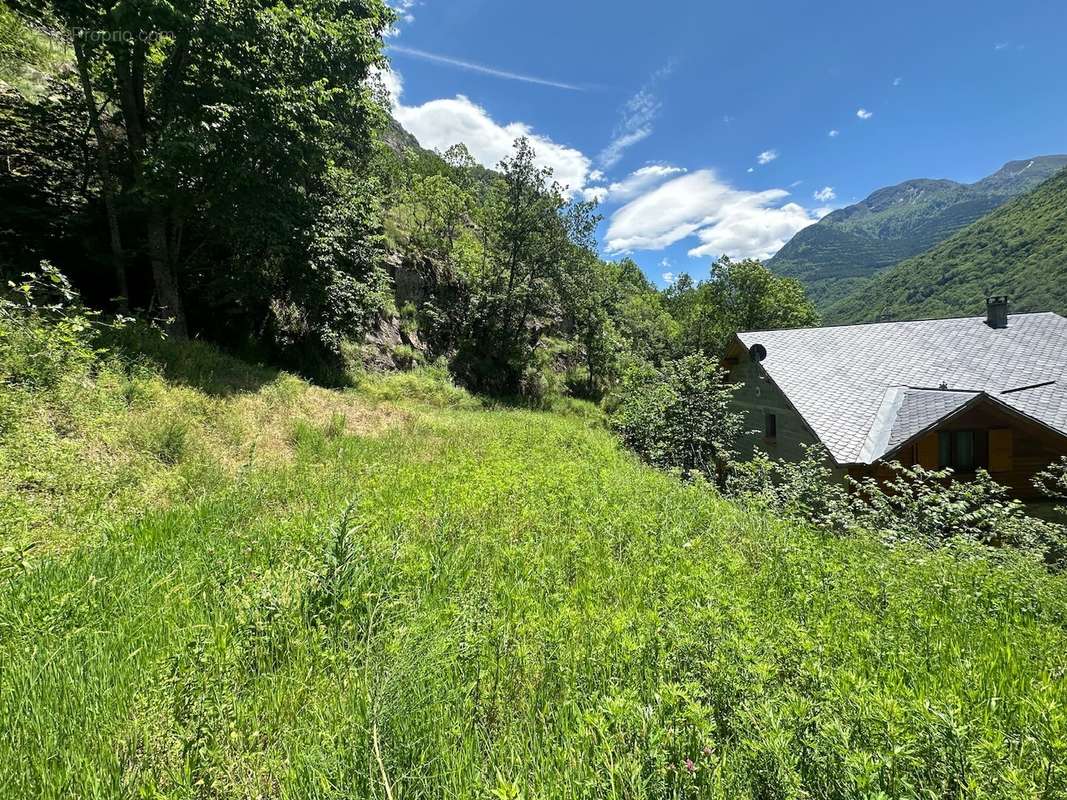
826,166,1067,323
768,156,1067,308
4,295,1067,798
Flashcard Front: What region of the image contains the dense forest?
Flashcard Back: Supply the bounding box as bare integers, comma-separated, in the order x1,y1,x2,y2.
826,166,1067,324
766,156,1067,309
0,0,816,398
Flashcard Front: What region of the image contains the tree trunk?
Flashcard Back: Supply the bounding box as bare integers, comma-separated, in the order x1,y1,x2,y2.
115,40,188,338
147,211,187,338
72,36,129,311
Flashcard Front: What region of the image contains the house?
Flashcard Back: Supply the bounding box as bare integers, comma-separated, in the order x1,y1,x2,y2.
723,298,1067,499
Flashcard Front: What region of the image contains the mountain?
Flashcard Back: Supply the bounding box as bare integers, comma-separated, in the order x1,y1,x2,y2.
824,166,1067,324
767,155,1067,307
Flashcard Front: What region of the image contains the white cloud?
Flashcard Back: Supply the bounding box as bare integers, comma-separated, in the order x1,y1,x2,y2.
856,108,873,120
383,67,592,194
662,271,676,285
589,170,605,182
747,167,754,173
757,149,778,165
813,206,835,219
604,170,822,261
828,129,840,137
385,0,418,35
994,41,1009,50
599,62,675,169
813,185,836,202
606,164,686,202
582,186,609,203
892,76,902,86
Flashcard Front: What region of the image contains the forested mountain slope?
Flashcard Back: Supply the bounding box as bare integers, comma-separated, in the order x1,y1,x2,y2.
767,155,1067,307
825,166,1067,323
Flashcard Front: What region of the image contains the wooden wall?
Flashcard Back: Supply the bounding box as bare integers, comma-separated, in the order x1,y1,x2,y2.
862,401,1067,499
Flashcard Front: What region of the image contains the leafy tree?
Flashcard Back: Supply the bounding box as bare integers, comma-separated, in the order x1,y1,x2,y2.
33,0,394,342
0,79,97,282
609,354,742,483
453,137,596,397
667,257,819,356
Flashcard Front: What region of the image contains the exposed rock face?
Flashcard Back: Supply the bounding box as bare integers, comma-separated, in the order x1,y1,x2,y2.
362,315,426,371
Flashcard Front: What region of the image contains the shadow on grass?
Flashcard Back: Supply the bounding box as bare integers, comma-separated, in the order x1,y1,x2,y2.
100,323,282,398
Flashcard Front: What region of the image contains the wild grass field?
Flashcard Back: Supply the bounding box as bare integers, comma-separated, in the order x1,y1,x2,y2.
2,316,1067,799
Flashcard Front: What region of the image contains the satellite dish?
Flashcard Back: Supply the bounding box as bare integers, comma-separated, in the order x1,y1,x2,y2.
749,343,767,363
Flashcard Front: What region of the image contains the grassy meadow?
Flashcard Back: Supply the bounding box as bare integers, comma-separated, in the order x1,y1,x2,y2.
2,323,1067,799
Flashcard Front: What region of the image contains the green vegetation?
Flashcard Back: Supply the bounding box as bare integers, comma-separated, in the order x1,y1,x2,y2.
827,167,1067,323
768,157,1067,309
609,354,741,482
1,3,818,404
3,283,1067,799
4,9,1067,797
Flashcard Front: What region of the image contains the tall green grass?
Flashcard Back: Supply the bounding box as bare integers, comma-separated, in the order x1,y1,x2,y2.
1,321,1066,797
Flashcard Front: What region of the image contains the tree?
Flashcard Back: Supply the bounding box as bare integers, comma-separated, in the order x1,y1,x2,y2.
453,137,583,396
609,354,742,484
35,0,394,339
666,257,819,356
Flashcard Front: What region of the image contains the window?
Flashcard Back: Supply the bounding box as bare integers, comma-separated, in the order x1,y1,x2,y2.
938,430,978,472
764,413,778,439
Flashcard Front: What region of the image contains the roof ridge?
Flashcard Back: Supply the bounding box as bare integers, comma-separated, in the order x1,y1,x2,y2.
738,311,1063,337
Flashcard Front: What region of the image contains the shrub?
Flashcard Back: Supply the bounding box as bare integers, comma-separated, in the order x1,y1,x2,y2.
727,445,1067,567
0,264,101,391
850,464,1063,557
390,343,424,370
609,354,742,483
1035,456,1067,506
726,445,855,532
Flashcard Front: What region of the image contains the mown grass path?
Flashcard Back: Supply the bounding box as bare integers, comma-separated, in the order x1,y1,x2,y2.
2,395,1067,798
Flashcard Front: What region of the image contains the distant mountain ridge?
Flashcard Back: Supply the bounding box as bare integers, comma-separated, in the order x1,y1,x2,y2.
824,165,1067,324
767,155,1067,307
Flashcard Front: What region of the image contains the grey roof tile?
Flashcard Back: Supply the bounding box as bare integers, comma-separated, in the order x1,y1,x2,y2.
738,313,1067,464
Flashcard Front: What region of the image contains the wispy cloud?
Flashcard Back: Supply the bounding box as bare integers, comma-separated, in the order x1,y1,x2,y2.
607,164,686,201
828,129,840,137
994,41,1010,51
388,45,586,91
599,61,676,169
856,108,873,120
892,76,902,86
757,149,779,165
813,186,836,202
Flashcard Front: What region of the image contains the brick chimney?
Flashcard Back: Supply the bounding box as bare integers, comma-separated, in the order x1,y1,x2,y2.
986,296,1009,329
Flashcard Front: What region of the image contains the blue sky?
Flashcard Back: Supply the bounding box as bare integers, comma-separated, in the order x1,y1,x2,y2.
382,0,1067,286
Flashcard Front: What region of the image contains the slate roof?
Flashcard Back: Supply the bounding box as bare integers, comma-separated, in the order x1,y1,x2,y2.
736,312,1067,465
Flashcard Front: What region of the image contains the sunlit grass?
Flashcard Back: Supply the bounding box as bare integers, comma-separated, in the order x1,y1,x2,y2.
1,324,1066,798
